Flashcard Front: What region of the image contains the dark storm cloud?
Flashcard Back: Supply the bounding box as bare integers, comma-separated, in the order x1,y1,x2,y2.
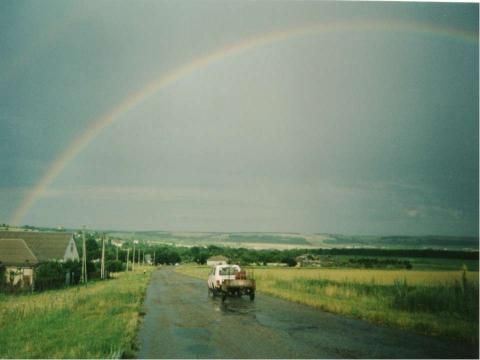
0,1,477,235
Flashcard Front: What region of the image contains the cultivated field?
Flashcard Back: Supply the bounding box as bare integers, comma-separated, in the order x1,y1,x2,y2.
0,268,153,358
175,265,479,343
108,230,479,251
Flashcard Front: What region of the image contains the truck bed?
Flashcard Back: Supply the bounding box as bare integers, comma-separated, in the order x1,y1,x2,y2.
221,278,256,291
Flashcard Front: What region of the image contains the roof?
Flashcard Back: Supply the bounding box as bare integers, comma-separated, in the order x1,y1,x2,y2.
207,255,228,261
0,239,39,266
0,231,73,262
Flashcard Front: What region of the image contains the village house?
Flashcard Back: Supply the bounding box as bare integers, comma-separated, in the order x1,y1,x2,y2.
0,231,79,288
294,254,337,267
206,255,228,266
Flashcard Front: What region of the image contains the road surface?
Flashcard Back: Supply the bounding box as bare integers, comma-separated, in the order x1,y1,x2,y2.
137,269,477,359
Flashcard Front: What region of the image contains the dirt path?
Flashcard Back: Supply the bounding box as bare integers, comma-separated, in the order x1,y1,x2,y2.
137,269,477,359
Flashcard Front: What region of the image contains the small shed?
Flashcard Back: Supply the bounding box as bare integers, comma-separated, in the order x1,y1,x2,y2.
207,255,228,266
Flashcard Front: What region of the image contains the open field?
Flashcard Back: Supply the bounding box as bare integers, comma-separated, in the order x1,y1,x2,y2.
0,268,152,358
175,265,479,343
108,230,479,251
340,256,480,271
403,257,479,270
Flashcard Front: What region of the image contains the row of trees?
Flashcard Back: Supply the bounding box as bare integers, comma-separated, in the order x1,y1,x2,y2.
7,233,470,292
74,233,479,270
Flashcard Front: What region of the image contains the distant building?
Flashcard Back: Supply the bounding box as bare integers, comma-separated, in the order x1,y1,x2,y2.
145,254,152,265
207,255,228,266
111,239,124,247
294,254,335,267
0,231,79,288
266,263,287,267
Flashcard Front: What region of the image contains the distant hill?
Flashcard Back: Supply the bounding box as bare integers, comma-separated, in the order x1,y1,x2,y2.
106,230,478,251
11,224,477,251
322,234,479,250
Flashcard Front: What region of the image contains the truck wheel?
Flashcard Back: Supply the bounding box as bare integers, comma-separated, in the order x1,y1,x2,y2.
221,293,227,302
250,292,255,301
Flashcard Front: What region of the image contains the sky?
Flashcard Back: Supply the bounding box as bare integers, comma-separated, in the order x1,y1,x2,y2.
0,1,478,235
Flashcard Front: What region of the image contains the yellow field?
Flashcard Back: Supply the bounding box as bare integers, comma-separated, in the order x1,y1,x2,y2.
175,265,479,343
176,265,479,285
253,267,480,285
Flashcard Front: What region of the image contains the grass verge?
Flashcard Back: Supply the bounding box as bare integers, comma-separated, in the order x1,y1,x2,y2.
0,267,153,358
175,265,479,344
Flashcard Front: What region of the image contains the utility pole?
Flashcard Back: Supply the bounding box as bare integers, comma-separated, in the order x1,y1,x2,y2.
101,233,106,279
126,248,130,272
116,246,118,261
153,250,155,266
132,242,135,271
81,226,88,284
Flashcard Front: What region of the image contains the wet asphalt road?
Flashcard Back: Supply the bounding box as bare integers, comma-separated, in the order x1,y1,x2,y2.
137,269,478,359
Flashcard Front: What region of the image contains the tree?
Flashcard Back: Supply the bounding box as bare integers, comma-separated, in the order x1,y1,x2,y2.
0,262,5,286
283,256,297,267
197,253,208,265
35,261,65,290
75,233,101,261
167,250,181,264
63,260,81,285
106,260,124,273
86,235,100,261
153,247,182,265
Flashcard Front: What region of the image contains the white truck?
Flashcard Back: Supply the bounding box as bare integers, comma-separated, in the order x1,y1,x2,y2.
207,264,256,301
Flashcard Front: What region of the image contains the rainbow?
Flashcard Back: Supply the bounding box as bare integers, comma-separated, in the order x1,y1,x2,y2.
11,19,477,225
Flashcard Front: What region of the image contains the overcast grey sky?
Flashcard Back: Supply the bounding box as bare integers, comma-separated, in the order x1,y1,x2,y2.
0,1,478,235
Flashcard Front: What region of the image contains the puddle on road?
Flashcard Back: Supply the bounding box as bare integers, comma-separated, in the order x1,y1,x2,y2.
174,327,211,339
221,298,256,316
209,295,257,316
288,325,319,332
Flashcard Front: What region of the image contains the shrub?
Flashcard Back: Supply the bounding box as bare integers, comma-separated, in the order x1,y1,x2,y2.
106,260,124,273
196,253,208,265
63,260,82,285
0,263,5,286
35,261,66,291
283,257,297,267
87,260,97,275
347,257,412,269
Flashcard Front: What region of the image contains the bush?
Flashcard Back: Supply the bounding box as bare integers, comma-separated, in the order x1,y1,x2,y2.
63,260,82,285
35,261,66,291
0,263,5,285
106,260,124,273
196,253,208,265
347,257,412,269
283,257,297,267
87,260,97,275
154,248,181,265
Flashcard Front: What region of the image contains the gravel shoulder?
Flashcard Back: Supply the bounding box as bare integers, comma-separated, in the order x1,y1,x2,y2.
137,269,478,359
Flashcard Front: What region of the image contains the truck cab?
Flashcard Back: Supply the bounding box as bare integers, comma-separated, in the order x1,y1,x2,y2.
208,264,241,289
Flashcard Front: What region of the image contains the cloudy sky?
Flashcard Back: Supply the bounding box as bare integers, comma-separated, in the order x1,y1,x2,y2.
0,1,478,235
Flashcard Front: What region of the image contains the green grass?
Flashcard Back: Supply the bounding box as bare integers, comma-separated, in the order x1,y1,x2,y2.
329,255,479,270
407,257,479,271
0,268,153,358
176,265,479,343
